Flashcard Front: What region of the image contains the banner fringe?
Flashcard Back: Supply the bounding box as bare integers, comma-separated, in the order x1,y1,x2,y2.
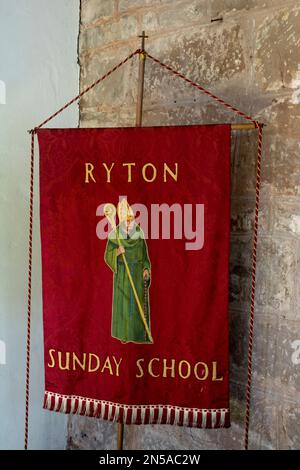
43,390,230,428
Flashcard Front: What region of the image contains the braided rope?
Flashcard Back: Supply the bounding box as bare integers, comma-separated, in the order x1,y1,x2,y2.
144,51,257,125
25,47,263,451
30,49,141,132
24,130,35,450
244,123,263,450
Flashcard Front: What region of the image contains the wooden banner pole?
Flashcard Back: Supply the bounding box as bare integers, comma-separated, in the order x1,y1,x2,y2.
117,419,124,451
135,31,148,127
117,31,148,451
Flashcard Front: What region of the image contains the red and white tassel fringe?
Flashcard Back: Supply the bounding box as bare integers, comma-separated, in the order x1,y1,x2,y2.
44,390,230,428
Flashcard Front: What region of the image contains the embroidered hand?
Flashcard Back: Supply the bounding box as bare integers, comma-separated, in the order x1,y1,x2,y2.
116,246,125,256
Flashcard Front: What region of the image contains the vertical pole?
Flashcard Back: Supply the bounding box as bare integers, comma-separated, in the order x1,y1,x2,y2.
135,31,147,127
117,419,124,451
117,31,148,451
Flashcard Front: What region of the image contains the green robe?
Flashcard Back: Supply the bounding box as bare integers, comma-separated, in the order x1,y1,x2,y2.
104,223,151,344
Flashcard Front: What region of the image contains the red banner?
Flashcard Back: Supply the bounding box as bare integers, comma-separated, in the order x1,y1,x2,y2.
37,125,231,428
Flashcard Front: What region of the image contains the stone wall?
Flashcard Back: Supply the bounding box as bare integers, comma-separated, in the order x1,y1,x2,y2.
68,0,300,450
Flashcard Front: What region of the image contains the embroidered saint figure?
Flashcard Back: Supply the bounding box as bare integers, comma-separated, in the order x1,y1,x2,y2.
104,200,152,344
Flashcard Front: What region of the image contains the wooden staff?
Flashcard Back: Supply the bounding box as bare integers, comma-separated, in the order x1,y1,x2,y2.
115,31,149,451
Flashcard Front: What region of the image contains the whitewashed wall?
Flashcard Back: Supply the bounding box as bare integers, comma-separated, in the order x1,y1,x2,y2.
0,0,79,449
